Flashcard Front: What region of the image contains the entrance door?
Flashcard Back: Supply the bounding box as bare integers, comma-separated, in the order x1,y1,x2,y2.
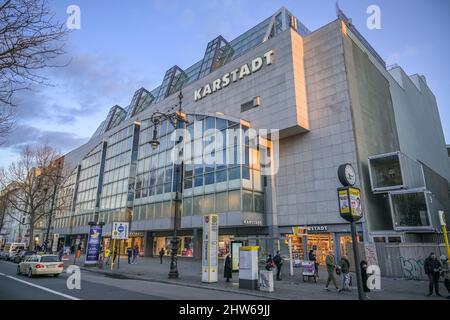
307,233,334,265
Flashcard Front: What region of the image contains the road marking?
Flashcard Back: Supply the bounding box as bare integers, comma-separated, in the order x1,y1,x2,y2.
5,275,81,300
0,272,5,276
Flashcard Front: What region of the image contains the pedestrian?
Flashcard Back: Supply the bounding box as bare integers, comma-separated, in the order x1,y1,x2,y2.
70,245,75,254
159,247,165,264
424,252,442,297
360,260,370,292
309,249,319,278
440,255,450,299
58,247,64,261
104,248,111,266
265,254,275,271
324,250,339,291
126,247,132,264
273,250,283,280
132,245,139,264
338,255,351,292
224,253,232,282
113,248,118,263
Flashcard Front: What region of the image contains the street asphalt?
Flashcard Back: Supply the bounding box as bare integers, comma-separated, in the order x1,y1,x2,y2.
0,260,267,300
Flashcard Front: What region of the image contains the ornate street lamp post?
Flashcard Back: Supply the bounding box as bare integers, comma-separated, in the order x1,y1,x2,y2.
148,91,187,279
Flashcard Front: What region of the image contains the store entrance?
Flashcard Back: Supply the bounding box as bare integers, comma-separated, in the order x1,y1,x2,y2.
307,233,334,265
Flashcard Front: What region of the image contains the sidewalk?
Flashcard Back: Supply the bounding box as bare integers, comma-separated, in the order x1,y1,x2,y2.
65,254,446,300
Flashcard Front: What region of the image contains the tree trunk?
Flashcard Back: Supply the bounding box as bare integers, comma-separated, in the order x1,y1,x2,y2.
28,222,35,251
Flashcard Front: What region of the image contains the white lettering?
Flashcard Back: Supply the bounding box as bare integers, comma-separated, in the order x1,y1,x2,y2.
264,50,274,65
202,84,211,97
251,57,263,73
239,63,251,79
194,88,202,101
212,79,221,92
222,73,230,87
230,68,239,82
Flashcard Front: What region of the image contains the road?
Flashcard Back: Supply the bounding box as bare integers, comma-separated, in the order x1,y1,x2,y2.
0,260,267,300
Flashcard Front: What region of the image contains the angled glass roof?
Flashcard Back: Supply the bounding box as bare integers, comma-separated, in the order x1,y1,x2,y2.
89,7,311,140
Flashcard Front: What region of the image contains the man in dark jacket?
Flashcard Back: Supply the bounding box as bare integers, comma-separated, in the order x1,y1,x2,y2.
159,248,165,264
126,247,133,264
325,250,339,291
224,254,232,282
338,255,351,292
424,252,442,297
273,251,283,281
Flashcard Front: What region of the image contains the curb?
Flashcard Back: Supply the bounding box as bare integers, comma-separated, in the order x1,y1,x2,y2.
78,266,286,300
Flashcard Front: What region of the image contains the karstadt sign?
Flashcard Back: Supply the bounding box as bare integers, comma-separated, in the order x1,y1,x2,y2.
194,50,274,102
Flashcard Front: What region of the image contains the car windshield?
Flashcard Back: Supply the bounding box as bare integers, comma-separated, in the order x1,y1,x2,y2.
40,256,60,263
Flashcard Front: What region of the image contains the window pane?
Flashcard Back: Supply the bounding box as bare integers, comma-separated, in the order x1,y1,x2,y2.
229,190,241,211
183,197,192,216
204,173,214,185
215,170,227,183
215,192,228,212
193,195,203,215
243,191,253,212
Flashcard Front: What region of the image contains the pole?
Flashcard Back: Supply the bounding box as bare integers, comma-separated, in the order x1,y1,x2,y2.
350,221,366,300
438,211,450,260
43,183,58,253
118,240,121,270
110,239,116,271
288,236,293,276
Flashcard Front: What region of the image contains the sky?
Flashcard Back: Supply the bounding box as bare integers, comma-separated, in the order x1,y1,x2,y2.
0,0,449,167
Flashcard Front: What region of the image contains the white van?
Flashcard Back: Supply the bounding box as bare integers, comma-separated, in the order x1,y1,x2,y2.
2,243,26,261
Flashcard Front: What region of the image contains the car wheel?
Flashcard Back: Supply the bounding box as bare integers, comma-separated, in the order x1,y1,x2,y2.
28,268,33,278
17,266,21,275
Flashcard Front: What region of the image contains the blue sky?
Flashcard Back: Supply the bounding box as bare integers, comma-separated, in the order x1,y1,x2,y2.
1,0,449,167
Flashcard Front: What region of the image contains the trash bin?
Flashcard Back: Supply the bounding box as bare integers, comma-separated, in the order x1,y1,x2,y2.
259,270,274,292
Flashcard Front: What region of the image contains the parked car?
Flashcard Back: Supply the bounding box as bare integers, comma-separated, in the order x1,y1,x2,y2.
13,250,35,264
2,243,26,261
17,255,64,278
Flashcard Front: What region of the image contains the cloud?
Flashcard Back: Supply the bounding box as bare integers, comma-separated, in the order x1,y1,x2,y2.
2,124,88,155
386,46,418,65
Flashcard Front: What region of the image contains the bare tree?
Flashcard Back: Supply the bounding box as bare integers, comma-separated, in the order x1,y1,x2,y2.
0,144,67,250
0,0,70,137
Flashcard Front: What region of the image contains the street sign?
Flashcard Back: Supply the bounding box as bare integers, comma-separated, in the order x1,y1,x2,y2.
202,214,218,283
112,222,129,240
338,187,363,222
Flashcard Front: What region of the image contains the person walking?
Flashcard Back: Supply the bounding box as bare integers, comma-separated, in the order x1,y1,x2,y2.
104,248,111,266
132,245,139,264
126,247,133,264
265,254,275,271
159,248,165,264
309,249,319,278
273,250,283,280
324,250,339,291
224,254,232,282
360,260,370,293
338,255,351,292
440,255,450,299
424,252,442,297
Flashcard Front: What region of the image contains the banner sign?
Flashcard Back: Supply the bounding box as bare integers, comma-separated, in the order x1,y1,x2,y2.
202,214,219,283
112,222,129,240
85,224,103,265
338,187,363,222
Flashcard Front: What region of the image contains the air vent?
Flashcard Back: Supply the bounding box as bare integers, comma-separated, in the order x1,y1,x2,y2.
241,96,261,113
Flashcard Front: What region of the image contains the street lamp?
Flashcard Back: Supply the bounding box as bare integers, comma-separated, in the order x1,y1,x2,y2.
148,90,187,279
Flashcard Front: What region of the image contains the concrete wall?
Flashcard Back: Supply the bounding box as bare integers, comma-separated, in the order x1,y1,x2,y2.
275,21,359,228
341,21,400,232
388,67,450,182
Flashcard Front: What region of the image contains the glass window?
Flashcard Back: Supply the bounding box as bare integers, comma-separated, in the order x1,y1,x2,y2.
183,197,192,216
243,191,253,212
203,194,214,214
229,166,240,180
215,170,227,183
254,192,264,213
193,195,203,215
204,172,214,185
154,202,162,219
228,190,241,211
194,175,203,187
215,192,228,212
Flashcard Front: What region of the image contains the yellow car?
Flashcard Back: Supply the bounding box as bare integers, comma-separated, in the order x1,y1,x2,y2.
17,254,64,278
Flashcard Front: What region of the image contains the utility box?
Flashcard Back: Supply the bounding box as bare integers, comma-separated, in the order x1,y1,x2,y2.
368,151,425,193
239,246,259,290
259,270,274,292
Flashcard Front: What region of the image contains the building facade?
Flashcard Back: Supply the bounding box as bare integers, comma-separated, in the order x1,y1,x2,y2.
53,7,449,263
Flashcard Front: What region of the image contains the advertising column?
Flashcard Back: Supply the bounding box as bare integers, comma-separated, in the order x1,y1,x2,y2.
84,223,104,266
202,214,218,283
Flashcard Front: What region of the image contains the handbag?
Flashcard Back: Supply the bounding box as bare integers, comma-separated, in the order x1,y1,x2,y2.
335,266,341,275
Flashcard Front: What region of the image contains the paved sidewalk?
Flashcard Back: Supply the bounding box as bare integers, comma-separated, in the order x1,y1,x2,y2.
65,254,447,300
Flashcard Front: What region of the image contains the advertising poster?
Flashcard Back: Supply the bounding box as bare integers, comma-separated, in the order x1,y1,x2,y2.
338,189,350,214
231,242,242,271
85,224,103,265
349,187,362,218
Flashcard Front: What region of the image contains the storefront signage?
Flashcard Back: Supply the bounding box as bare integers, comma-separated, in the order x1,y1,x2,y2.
243,219,263,226
202,214,219,283
194,50,274,102
112,221,129,240
85,224,103,265
337,187,363,222
307,226,328,232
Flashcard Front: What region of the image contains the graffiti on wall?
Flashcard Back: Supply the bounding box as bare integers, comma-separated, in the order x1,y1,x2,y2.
399,257,425,280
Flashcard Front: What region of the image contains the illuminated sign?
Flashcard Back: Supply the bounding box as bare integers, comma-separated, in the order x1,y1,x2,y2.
194,50,274,102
